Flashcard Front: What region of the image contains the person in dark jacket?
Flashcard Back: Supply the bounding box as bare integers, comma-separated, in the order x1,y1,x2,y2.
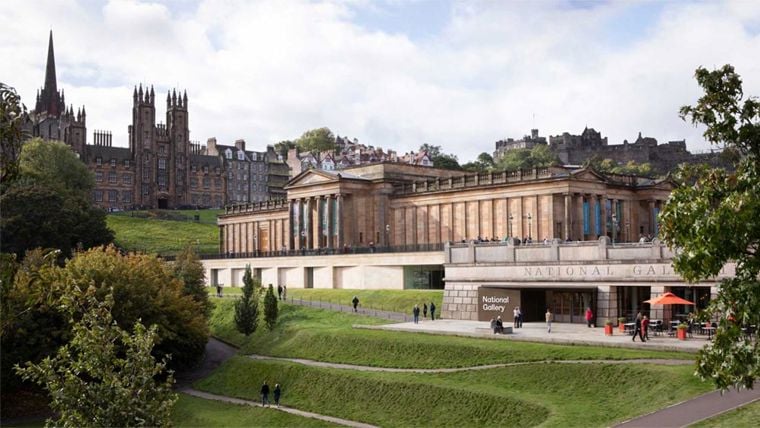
412,304,420,323
261,381,270,406
352,295,359,312
273,383,282,408
423,303,428,319
495,316,504,334
640,315,650,342
632,313,643,342
277,284,283,300
430,302,436,320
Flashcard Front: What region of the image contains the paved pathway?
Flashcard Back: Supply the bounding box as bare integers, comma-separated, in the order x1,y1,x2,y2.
180,388,378,428
248,354,692,373
615,387,760,427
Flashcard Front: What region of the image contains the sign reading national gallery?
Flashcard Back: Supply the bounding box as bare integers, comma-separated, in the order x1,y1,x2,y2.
477,287,520,322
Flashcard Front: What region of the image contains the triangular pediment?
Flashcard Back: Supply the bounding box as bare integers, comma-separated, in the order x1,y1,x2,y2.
570,168,607,182
286,169,340,188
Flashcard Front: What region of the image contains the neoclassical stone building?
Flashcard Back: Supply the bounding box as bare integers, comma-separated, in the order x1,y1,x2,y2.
218,163,672,255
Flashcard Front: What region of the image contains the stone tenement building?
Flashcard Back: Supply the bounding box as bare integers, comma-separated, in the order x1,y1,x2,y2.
23,32,288,210
493,127,727,172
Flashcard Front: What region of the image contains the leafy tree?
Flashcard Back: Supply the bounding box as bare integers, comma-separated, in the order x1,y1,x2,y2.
15,288,177,427
495,144,559,171
584,157,656,177
295,128,335,167
173,244,211,317
234,265,259,336
0,83,28,187
274,140,296,160
418,143,442,158
659,64,760,390
462,152,495,172
264,283,279,331
417,143,462,170
19,138,94,199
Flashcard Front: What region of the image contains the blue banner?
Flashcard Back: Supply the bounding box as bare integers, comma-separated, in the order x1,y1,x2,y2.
654,207,660,236
595,202,601,235
583,201,590,235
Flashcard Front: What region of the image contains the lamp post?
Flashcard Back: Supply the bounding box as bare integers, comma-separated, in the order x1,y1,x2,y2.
508,213,513,239
527,213,532,240
385,224,390,248
300,230,306,249
611,213,618,246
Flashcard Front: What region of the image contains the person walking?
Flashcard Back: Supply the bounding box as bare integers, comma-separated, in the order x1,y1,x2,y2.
545,308,553,333
277,284,283,300
412,304,420,323
585,307,594,328
261,381,270,407
430,301,436,321
423,303,428,319
632,312,643,342
513,306,520,328
517,306,523,328
273,383,282,408
282,285,287,300
352,295,359,312
641,315,650,342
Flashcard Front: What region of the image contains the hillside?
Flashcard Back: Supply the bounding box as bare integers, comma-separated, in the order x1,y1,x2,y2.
107,209,220,256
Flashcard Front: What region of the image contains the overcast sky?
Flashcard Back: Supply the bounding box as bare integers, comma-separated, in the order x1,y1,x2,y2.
2,0,759,162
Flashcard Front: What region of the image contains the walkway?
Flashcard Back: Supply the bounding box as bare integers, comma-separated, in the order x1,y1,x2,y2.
248,354,692,373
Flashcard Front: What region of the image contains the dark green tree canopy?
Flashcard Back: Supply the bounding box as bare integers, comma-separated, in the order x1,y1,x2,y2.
235,265,259,336
1,83,28,186
19,138,94,198
173,244,211,317
296,128,336,164
660,64,759,390
418,144,462,170
494,144,559,171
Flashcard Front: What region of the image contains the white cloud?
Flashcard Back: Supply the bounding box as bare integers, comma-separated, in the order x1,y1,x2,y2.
1,0,758,161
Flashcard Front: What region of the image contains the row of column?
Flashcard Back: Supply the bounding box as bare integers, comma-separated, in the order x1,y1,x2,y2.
563,194,664,242
288,195,343,250
220,219,286,255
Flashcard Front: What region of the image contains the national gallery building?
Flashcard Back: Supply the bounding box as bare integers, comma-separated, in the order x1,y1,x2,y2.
205,163,727,324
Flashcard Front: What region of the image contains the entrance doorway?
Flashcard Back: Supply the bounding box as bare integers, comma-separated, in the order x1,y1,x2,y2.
158,198,168,209
549,290,595,324
520,289,546,322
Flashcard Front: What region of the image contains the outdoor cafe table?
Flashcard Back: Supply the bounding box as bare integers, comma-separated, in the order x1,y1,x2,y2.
703,325,716,339
624,323,636,335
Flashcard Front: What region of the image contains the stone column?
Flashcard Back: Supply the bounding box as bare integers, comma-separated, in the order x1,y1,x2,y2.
648,200,656,235
297,199,304,249
304,198,312,249
563,193,571,241
336,195,343,247
576,193,585,240
287,200,294,251
317,196,324,248
326,195,333,249
600,195,608,238
588,194,597,238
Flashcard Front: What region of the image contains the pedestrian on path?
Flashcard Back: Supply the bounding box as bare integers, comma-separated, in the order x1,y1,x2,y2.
352,295,359,312
513,306,520,328
585,307,594,328
273,383,281,408
632,312,643,342
261,381,270,407
413,304,420,323
430,302,436,320
518,306,523,328
641,315,650,342
423,303,428,319
545,308,553,333
282,285,287,300
216,285,222,298
277,284,283,300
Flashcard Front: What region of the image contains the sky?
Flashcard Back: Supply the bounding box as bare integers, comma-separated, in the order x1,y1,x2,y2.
2,0,759,162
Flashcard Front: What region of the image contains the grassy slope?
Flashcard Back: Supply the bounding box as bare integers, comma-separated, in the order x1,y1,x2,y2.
106,215,218,256
197,356,710,428
689,400,760,427
210,300,693,368
172,393,337,427
110,209,222,224
285,289,444,314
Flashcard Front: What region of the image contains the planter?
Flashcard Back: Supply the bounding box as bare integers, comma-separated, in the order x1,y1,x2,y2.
677,328,687,340
604,324,614,336
618,323,626,333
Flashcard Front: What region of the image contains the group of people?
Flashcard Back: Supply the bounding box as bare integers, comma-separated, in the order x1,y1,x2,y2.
512,306,523,328
632,312,651,342
412,302,436,323
489,307,555,333
260,381,282,407
276,284,288,300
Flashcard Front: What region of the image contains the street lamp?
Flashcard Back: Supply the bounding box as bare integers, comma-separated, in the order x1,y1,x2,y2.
385,224,390,248
300,230,306,249
526,213,532,240
611,213,618,246
508,213,513,239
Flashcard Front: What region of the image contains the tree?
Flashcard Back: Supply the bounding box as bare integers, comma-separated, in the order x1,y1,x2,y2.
659,65,760,390
495,144,559,171
173,244,211,317
234,265,259,336
15,289,177,427
417,143,462,170
295,128,335,167
585,157,656,177
19,138,94,199
0,83,28,187
264,283,279,331
462,152,495,172
274,140,296,160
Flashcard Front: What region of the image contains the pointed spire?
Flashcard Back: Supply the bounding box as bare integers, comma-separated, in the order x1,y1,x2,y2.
138,84,143,102
133,85,138,101
44,30,58,96
183,90,187,108
150,85,155,104
166,91,171,107
172,89,177,106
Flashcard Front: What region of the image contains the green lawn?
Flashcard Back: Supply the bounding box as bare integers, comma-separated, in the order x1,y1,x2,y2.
110,209,222,224
285,289,444,314
210,300,694,368
173,393,337,427
689,400,760,427
106,214,218,256
196,356,712,427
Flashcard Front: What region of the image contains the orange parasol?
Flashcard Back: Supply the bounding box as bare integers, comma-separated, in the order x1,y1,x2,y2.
644,292,695,305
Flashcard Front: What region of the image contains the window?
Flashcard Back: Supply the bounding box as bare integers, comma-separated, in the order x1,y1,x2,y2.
96,157,102,166
215,178,221,189
237,151,245,160
203,166,208,174
159,145,166,155
124,159,130,168
203,177,210,188
94,190,103,202
228,171,234,179
190,178,197,188
191,165,196,172
158,158,166,170
158,175,166,189
123,174,132,185
108,190,118,202
225,149,232,159
141,184,149,195
95,171,103,182
110,158,116,167
142,167,150,181
108,171,117,183
122,191,132,203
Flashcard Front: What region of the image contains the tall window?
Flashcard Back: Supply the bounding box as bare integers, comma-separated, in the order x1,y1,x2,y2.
123,174,132,185
96,157,102,166
108,190,118,201
203,177,210,188
108,171,117,183
158,158,166,170
122,191,132,203
94,190,103,202
95,171,103,182
110,159,116,167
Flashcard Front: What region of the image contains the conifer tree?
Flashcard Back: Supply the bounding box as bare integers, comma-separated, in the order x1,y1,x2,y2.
234,265,259,336
264,283,279,331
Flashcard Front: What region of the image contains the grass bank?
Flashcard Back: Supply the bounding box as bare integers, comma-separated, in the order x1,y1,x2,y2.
106,214,218,256
196,356,711,427
172,393,337,427
284,289,443,314
110,209,222,224
690,400,760,427
210,300,694,368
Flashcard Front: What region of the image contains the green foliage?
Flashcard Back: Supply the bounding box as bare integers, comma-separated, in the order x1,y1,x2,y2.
418,143,462,170
1,83,28,186
273,140,296,160
106,214,217,256
295,128,335,164
660,64,760,390
15,289,177,428
172,394,335,427
585,157,655,177
173,244,211,317
19,138,94,198
234,266,260,336
263,284,279,331
57,246,209,370
495,144,559,171
462,152,495,172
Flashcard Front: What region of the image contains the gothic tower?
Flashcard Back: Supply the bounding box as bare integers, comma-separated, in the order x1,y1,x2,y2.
129,84,156,207
35,30,65,118
166,89,190,206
